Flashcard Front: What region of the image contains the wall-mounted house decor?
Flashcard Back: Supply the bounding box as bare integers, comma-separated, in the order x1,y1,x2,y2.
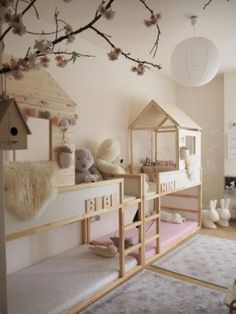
3,56,78,187
0,98,31,150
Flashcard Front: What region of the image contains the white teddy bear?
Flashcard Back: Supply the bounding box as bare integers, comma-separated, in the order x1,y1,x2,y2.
96,139,126,175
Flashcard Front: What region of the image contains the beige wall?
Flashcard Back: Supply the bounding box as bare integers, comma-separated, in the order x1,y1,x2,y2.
4,15,176,274
176,75,224,206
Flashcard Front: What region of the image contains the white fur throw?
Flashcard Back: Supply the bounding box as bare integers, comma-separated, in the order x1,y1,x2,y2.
4,161,57,220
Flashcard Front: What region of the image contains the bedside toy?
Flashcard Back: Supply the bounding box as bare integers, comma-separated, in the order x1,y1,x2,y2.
202,199,219,229
89,244,118,258
161,210,185,224
75,148,103,184
216,198,231,227
180,147,200,181
110,236,133,249
96,138,126,175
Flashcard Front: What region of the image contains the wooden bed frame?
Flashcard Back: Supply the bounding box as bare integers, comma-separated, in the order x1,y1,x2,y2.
5,171,202,312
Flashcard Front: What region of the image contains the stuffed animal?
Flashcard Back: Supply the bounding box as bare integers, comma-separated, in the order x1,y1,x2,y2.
202,199,219,229
75,148,103,184
110,236,133,249
89,244,118,258
161,210,185,224
96,139,126,175
216,199,231,227
180,147,200,181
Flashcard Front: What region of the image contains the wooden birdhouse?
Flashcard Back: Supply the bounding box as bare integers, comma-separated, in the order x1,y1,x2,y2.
0,98,31,150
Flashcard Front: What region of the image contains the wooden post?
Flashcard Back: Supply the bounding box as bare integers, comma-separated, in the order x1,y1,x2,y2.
155,130,157,161
130,130,133,174
0,23,8,314
119,181,125,277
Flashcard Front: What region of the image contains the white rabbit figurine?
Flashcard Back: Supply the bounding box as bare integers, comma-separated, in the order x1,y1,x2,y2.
202,199,219,228
216,199,231,227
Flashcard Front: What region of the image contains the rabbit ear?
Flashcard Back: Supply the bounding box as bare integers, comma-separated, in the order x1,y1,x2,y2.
213,199,217,209
225,198,230,208
209,200,213,210
220,199,225,208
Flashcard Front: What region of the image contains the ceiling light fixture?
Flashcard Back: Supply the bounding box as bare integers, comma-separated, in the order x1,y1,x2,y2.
171,16,220,87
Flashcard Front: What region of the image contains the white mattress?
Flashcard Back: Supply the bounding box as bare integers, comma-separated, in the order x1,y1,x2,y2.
8,245,137,314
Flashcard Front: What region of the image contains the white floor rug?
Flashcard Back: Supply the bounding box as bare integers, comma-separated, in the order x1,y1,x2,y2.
153,234,236,287
82,270,227,314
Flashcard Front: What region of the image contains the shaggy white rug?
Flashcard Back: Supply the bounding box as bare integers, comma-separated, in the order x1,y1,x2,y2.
4,161,57,220
82,270,227,314
153,234,236,288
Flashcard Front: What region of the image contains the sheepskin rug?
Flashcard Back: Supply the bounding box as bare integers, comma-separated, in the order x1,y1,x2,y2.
4,161,57,220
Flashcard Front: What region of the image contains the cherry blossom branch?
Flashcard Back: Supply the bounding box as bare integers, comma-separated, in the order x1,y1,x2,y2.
0,0,38,42
138,0,161,58
21,0,39,19
52,0,115,46
203,0,229,9
90,25,162,70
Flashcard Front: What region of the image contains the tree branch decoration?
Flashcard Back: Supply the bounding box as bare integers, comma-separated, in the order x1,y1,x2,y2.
203,0,230,10
0,0,162,79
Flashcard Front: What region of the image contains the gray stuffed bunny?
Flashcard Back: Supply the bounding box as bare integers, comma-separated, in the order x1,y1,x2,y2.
75,148,103,184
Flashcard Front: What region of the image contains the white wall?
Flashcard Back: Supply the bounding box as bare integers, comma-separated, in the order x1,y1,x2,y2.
176,75,224,206
224,71,236,218
4,15,176,274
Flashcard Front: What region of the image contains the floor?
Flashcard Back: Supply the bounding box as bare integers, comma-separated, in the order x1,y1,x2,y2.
147,221,236,293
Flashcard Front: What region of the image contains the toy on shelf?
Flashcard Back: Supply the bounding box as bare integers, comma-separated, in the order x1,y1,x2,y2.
96,139,126,175
216,199,231,227
202,199,219,229
75,148,103,184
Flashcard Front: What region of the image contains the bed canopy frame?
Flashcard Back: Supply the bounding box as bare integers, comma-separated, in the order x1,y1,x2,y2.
129,100,201,173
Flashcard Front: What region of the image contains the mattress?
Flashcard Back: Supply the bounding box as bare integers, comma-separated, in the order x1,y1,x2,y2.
145,220,199,259
92,220,198,260
8,245,137,314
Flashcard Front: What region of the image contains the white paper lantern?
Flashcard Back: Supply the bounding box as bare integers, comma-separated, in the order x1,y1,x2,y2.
171,36,220,87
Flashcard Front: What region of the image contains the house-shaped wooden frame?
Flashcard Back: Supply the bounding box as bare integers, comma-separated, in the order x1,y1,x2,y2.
129,100,201,173
0,98,31,150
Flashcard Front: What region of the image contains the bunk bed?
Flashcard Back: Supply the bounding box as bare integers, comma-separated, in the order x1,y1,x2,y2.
127,100,202,263
3,99,202,313
6,178,143,313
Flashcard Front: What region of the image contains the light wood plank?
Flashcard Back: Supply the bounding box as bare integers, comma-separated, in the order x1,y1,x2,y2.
124,243,142,256
144,213,160,223
161,206,198,213
145,233,159,244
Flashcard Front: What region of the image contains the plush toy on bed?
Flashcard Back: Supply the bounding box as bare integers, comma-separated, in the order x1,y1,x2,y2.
75,148,103,184
161,210,186,224
96,139,126,175
89,244,118,258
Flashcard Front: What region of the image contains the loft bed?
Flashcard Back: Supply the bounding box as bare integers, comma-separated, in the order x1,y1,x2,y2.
6,177,144,313
129,100,202,194
126,100,202,263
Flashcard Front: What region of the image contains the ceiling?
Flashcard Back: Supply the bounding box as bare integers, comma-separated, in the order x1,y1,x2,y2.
35,0,236,81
